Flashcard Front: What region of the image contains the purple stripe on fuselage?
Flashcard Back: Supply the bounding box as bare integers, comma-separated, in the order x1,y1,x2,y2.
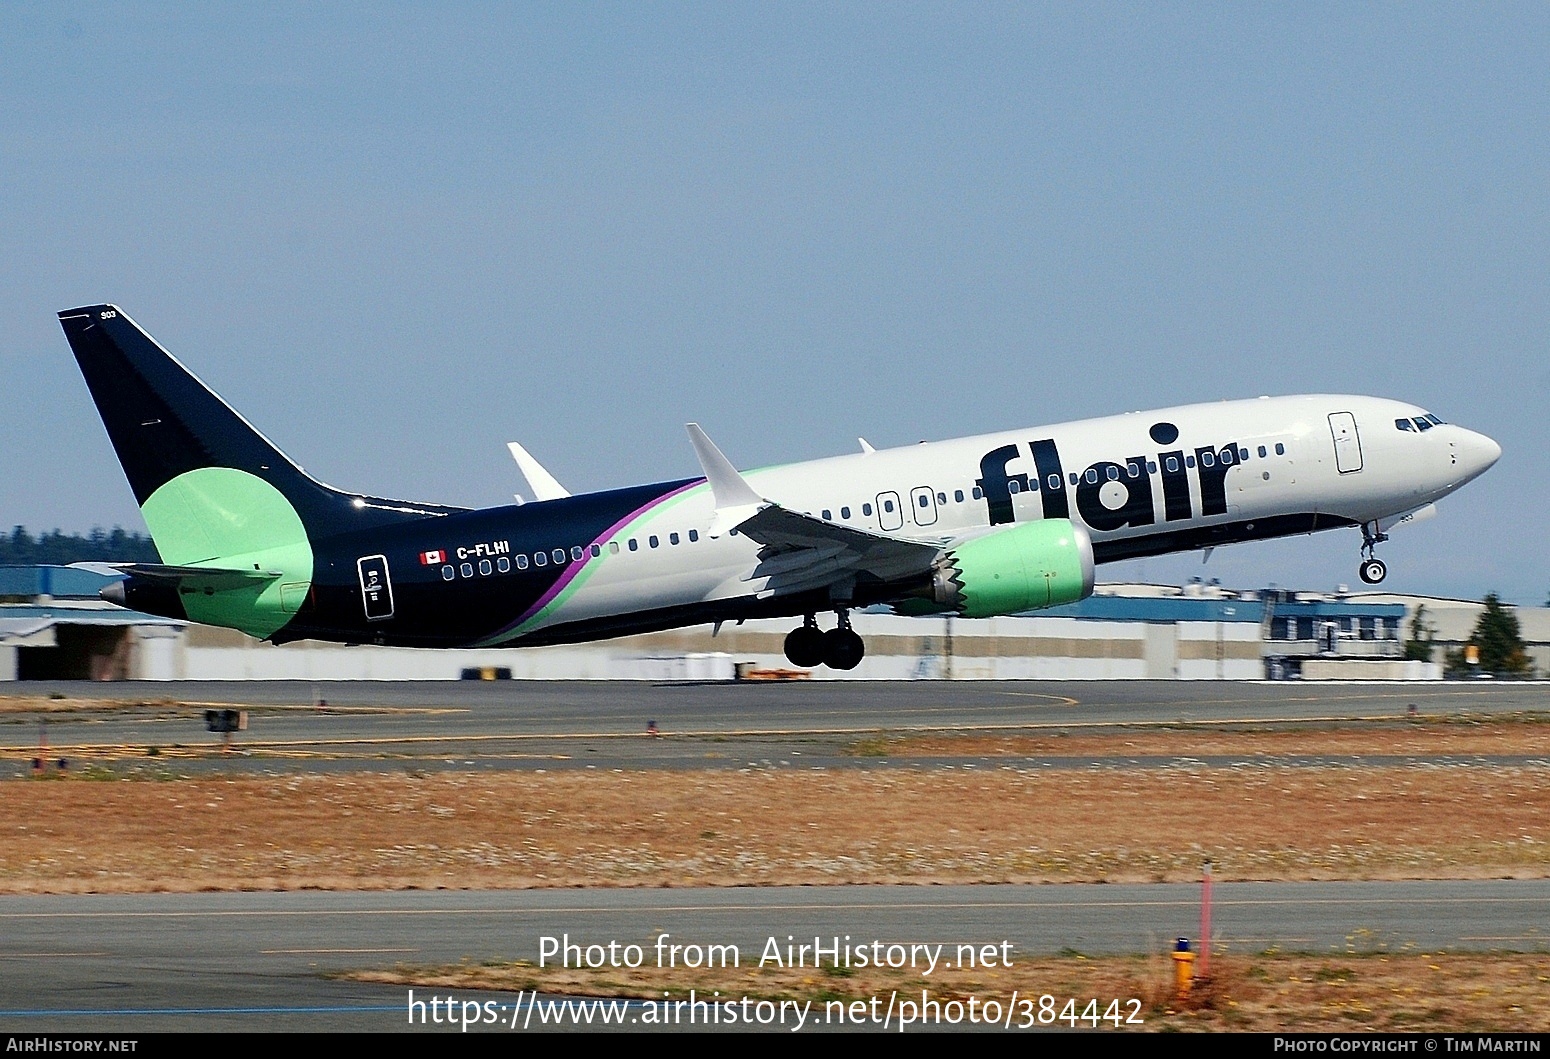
484,479,703,642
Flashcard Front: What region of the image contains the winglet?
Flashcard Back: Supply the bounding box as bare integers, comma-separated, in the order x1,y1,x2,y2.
686,423,764,536
506,442,571,501
858,437,875,454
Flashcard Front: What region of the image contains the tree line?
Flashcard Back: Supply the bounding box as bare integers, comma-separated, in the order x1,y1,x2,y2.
0,526,160,566
1405,594,1535,678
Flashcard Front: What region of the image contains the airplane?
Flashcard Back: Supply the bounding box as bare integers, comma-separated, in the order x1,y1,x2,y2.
59,304,1502,671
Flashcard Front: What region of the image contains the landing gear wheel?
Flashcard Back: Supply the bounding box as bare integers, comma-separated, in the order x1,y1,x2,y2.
783,623,827,668
1358,522,1390,586
822,628,865,671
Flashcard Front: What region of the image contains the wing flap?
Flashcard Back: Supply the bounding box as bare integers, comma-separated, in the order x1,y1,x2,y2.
734,504,941,592
740,540,848,582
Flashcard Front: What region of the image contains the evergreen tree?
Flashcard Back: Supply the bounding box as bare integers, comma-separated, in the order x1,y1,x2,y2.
1467,593,1533,678
0,526,159,565
1402,604,1434,662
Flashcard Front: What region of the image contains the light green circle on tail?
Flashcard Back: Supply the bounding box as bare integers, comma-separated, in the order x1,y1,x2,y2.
140,467,314,639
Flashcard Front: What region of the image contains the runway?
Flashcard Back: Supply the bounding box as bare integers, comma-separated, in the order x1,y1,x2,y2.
3,680,1547,1032
2,881,1548,1032
3,679,1546,777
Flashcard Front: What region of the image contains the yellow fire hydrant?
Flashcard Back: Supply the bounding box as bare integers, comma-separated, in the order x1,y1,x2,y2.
1172,937,1195,997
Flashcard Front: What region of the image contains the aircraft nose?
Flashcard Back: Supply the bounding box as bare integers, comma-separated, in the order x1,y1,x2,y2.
1457,428,1502,477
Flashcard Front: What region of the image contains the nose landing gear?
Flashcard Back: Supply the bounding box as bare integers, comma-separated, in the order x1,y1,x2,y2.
782,610,866,670
1358,522,1389,585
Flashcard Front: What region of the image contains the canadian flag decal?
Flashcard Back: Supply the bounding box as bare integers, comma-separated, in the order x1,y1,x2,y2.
419,549,447,565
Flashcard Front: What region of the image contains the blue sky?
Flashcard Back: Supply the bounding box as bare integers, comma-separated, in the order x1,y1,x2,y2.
3,3,1546,601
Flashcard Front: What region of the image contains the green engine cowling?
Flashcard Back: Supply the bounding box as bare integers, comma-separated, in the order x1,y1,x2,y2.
932,519,1095,617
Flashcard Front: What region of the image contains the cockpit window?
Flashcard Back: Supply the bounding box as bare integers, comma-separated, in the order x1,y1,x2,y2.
1414,417,1432,432
1424,414,1443,425
1395,418,1414,432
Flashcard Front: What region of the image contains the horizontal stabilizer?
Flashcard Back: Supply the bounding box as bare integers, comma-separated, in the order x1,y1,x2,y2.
98,562,288,614
113,563,282,585
66,561,131,577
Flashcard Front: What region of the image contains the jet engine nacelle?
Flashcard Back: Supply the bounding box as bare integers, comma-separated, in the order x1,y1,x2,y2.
932,519,1096,617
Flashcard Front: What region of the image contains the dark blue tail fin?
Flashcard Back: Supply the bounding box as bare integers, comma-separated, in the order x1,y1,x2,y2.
59,304,465,542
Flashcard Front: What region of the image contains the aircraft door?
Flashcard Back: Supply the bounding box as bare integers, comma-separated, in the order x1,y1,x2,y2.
876,491,904,531
910,486,938,527
1329,412,1363,474
357,554,395,621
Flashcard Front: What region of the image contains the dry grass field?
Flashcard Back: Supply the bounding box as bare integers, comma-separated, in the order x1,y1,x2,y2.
3,717,1547,893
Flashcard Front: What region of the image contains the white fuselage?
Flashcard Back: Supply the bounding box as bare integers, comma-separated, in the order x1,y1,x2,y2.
497,394,1500,641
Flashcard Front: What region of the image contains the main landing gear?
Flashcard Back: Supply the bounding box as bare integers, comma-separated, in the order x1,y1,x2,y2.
783,610,866,671
1358,522,1389,585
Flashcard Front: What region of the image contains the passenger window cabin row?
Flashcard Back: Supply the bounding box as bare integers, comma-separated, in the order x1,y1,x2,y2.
440,440,1295,580
440,530,704,580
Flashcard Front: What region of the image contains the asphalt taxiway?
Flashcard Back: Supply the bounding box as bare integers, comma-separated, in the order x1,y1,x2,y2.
2,881,1548,1032
3,679,1545,777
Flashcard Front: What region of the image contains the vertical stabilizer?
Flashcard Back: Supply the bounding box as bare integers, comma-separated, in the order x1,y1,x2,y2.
59,304,465,637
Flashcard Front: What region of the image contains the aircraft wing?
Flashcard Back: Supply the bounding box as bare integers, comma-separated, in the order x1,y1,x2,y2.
685,423,941,599
732,504,941,596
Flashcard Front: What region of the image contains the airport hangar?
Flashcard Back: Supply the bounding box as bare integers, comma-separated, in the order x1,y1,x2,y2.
4,564,1534,683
